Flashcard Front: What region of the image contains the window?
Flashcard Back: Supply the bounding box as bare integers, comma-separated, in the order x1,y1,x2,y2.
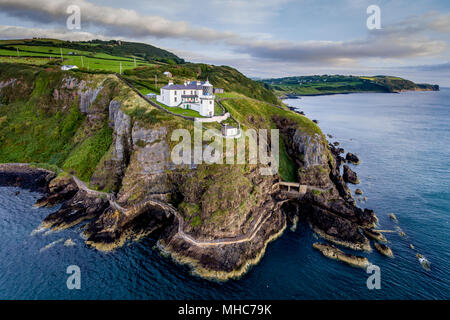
174,90,177,95
183,90,185,94
174,97,177,102
210,101,212,104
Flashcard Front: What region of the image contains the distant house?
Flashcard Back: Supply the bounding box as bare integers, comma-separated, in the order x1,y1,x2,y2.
146,93,157,99
213,88,224,94
163,71,172,78
61,65,78,71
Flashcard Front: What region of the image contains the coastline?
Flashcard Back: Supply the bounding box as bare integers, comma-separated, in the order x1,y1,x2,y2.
280,87,440,98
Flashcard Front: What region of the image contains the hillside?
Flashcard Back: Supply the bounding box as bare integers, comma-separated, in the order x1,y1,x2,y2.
123,63,279,105
0,38,183,72
260,75,440,96
0,47,377,281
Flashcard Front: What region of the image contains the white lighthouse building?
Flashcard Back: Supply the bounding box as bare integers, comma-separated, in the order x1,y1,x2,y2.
157,80,215,117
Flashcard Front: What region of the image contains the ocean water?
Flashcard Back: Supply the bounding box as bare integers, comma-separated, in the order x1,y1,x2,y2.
0,89,449,299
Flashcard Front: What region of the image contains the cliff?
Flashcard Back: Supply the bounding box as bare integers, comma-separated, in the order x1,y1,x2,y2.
0,63,378,280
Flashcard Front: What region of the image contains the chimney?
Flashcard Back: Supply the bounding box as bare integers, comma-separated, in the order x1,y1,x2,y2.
168,80,173,85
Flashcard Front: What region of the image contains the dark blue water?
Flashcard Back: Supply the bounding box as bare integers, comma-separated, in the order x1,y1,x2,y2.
1,89,449,299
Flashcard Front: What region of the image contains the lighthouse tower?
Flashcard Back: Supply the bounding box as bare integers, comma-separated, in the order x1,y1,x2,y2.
200,79,215,117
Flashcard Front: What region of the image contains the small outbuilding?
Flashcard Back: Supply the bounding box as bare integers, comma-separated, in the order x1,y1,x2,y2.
61,65,78,71
163,71,172,78
222,124,239,137
213,88,224,94
146,93,157,99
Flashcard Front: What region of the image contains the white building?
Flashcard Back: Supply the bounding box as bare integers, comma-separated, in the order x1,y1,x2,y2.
157,80,215,117
61,65,78,71
163,71,172,78
222,125,239,137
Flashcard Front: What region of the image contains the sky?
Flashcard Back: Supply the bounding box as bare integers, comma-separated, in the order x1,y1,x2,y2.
0,0,449,85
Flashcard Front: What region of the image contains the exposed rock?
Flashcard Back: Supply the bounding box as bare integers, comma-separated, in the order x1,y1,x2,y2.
313,243,369,268
64,238,76,247
333,141,340,146
410,244,415,249
389,213,398,223
343,165,360,184
363,229,387,242
355,188,363,195
374,242,394,257
345,153,360,164
0,164,55,193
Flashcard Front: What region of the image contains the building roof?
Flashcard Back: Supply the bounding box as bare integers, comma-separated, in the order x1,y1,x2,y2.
161,80,211,90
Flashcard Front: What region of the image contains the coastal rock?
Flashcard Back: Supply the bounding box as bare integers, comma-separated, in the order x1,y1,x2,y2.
374,242,394,257
389,213,398,223
345,153,360,164
355,188,363,195
363,229,387,242
343,165,360,184
313,243,369,268
0,164,55,193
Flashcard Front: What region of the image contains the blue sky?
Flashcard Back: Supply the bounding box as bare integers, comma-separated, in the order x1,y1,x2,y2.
0,0,449,85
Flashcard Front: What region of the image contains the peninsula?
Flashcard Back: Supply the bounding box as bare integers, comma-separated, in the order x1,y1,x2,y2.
259,75,440,97
1,38,382,280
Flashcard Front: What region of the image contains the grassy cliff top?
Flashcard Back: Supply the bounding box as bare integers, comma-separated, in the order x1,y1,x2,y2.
260,74,439,95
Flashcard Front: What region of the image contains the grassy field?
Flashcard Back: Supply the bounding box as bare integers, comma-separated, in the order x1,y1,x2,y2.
0,42,156,73
0,56,51,65
149,98,204,118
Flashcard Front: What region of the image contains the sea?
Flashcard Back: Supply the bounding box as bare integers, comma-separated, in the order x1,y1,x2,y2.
0,89,449,299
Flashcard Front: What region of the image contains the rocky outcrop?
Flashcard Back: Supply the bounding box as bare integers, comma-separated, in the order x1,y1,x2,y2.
374,242,394,257
313,243,369,268
343,165,360,184
346,152,360,164
0,164,55,193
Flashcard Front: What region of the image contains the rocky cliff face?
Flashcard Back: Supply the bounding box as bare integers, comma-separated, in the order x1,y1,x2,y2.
0,66,379,281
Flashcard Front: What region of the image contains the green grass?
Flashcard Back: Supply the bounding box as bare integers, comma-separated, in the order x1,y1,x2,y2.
149,98,204,118
62,124,113,181
0,56,51,65
220,94,324,182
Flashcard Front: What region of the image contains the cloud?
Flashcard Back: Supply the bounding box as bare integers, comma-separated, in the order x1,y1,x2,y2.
0,24,109,41
0,0,447,66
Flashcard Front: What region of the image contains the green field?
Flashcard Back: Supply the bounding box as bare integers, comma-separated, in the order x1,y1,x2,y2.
0,39,162,73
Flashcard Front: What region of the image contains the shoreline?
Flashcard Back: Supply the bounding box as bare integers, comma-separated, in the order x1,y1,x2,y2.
280,87,440,99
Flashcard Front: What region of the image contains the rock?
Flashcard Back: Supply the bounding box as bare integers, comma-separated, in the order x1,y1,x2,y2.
343,165,360,184
374,242,394,257
333,141,340,146
345,153,360,164
0,164,56,193
417,253,431,270
313,243,369,268
355,188,363,195
64,238,76,246
399,231,406,237
312,119,318,123
327,134,333,138
363,196,367,201
389,213,398,223
363,229,387,242
410,244,415,249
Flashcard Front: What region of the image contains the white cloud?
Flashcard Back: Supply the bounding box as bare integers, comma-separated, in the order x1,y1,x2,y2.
0,0,447,67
